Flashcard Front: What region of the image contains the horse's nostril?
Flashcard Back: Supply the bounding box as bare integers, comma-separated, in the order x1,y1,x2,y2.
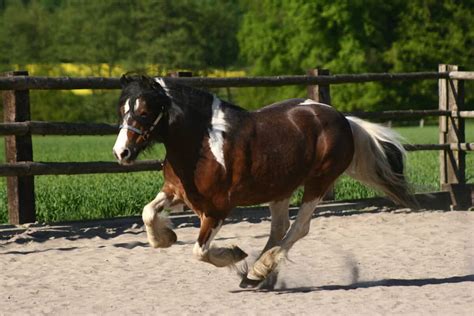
120,148,131,160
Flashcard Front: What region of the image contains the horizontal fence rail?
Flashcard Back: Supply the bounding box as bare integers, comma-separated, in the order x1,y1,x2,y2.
0,160,163,177
0,143,472,177
344,109,449,119
448,71,474,80
0,71,451,90
404,143,474,151
0,121,117,136
1,110,473,136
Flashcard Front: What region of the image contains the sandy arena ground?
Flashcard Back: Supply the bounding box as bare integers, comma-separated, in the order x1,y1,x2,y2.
1,208,473,315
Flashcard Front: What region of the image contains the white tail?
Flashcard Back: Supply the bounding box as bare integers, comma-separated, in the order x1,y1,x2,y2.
345,117,417,207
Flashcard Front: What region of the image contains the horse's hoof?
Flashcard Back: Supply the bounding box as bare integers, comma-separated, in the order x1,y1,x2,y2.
239,276,262,289
232,245,248,262
160,229,177,248
150,228,177,248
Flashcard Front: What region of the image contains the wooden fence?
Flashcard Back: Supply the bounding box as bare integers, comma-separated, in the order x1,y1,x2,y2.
0,64,473,224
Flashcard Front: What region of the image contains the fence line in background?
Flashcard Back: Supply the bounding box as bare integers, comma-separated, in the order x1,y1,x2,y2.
0,71,452,90
1,110,473,136
0,160,163,177
1,66,472,224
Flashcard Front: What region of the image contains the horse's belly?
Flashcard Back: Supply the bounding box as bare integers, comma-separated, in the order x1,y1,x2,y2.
228,146,312,206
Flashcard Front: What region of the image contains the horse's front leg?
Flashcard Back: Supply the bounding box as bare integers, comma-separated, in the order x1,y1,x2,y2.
142,191,180,248
193,214,248,267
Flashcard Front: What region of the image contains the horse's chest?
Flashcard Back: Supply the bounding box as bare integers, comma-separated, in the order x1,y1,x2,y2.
164,160,231,216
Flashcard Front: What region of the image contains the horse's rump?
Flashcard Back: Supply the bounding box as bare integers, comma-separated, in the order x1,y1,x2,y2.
226,99,354,205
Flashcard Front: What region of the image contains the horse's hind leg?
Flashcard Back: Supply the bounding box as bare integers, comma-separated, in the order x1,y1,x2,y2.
142,190,182,248
261,198,290,254
193,214,248,267
250,198,290,289
241,181,331,288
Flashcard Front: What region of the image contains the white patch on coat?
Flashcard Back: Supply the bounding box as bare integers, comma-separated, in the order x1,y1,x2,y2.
208,96,227,169
299,99,331,107
154,77,170,97
113,98,131,159
193,220,223,258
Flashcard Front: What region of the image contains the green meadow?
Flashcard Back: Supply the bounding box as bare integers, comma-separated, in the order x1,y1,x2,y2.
0,124,472,223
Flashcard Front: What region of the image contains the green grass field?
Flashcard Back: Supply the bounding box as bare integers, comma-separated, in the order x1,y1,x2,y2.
0,124,472,223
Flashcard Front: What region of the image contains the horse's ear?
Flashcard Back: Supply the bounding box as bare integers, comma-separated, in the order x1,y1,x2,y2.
120,74,133,88
140,75,149,84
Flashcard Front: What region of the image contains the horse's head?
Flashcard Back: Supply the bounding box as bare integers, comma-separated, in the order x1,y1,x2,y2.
113,75,170,164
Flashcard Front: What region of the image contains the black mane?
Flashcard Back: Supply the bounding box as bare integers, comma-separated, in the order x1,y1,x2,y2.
119,74,249,144
154,77,249,128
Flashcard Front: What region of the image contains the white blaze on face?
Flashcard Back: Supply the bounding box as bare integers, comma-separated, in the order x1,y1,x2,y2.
208,96,227,169
113,98,132,161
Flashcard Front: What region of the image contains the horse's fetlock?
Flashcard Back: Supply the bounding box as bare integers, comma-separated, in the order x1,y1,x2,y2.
146,225,176,248
249,246,285,280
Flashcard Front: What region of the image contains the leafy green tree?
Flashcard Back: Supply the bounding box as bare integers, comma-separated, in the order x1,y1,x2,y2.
0,0,54,67
0,0,242,121
1,0,472,121
237,0,473,111
51,0,137,76
131,0,240,73
385,0,474,110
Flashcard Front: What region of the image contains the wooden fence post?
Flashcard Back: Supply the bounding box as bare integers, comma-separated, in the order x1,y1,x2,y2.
438,64,469,209
307,68,331,105
307,68,334,200
2,71,36,224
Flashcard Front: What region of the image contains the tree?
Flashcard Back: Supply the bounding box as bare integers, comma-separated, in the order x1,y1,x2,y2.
51,0,137,76
385,0,474,110
131,0,241,73
237,0,473,111
0,0,243,122
0,0,54,68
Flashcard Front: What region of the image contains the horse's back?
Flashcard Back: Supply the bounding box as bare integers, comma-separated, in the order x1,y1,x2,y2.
254,98,345,126
251,98,351,144
227,98,354,205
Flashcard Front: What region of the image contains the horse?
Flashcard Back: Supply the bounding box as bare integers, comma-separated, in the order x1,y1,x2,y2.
112,75,416,288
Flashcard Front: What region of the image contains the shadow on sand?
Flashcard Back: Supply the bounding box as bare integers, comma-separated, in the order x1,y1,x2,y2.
230,274,474,294
0,220,145,246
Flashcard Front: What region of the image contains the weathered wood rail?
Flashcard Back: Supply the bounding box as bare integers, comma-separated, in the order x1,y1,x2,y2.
0,71,453,90
1,65,472,224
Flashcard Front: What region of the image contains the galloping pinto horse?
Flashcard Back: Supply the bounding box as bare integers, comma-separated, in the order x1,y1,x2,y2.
113,75,415,288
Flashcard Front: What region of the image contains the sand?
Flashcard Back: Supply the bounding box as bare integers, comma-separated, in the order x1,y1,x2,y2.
1,209,473,315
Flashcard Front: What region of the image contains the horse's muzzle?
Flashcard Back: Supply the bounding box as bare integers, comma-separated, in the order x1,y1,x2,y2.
113,147,138,165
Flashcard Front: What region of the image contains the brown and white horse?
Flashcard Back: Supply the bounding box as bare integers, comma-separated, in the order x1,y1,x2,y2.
113,75,416,288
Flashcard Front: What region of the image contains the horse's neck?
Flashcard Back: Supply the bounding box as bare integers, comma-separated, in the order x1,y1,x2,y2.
163,95,211,171
163,96,246,176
